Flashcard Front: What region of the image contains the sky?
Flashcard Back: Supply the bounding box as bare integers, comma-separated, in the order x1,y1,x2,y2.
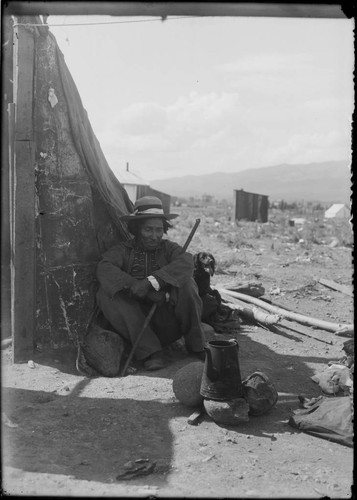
48,13,354,182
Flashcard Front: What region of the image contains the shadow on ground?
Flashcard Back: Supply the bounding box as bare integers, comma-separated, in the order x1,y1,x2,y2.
3,321,343,484
2,383,185,486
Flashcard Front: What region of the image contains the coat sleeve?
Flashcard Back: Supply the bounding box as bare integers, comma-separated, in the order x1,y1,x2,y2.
152,240,194,288
96,244,136,298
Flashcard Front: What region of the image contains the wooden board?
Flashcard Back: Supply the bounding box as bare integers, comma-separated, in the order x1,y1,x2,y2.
11,24,35,361
5,4,346,19
279,319,334,345
13,24,34,140
1,18,14,340
318,278,353,297
11,140,36,361
187,409,204,426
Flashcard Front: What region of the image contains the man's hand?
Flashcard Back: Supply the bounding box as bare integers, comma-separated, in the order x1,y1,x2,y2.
146,290,167,305
130,279,152,299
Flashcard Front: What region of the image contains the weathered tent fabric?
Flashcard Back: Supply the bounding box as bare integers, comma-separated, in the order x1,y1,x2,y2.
33,28,133,348
53,32,133,234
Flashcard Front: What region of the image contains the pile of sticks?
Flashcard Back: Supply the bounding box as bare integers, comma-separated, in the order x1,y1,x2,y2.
216,286,354,344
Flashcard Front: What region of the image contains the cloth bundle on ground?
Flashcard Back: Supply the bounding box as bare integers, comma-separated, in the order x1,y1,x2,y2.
201,299,241,333
82,324,126,377
342,338,354,369
242,371,279,415
76,308,129,377
289,395,353,448
311,364,353,395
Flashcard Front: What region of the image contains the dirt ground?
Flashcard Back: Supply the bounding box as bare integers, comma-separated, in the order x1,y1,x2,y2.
1,207,354,498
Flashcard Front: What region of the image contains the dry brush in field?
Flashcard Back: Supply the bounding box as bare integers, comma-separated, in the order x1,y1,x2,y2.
169,206,352,269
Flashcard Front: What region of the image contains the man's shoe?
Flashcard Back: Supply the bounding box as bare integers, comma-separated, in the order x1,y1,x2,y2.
143,351,165,371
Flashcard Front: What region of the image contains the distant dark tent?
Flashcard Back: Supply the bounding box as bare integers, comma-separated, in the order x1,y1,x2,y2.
4,16,134,354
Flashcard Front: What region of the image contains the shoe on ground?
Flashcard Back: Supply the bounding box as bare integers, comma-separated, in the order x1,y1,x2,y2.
143,351,165,371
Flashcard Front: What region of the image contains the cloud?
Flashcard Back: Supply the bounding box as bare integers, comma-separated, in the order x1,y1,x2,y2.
115,102,168,135
260,130,351,166
216,52,314,75
215,51,353,106
99,91,243,153
97,85,352,180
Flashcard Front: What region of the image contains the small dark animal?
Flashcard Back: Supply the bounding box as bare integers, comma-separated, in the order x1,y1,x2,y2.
193,252,222,323
193,252,220,300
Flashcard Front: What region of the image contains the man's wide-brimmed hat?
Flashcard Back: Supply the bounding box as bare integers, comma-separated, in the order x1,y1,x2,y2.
120,196,178,222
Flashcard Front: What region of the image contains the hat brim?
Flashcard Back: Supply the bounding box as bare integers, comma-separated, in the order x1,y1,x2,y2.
120,213,179,222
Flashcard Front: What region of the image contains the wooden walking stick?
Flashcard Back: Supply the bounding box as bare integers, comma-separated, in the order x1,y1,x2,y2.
121,218,201,376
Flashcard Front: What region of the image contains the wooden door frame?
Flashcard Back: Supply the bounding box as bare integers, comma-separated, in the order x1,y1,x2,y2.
10,18,36,361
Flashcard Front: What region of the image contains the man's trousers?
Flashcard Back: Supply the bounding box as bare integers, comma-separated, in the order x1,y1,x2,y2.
96,278,205,360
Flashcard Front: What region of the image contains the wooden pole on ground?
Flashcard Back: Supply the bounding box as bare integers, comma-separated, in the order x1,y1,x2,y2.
217,288,353,334
220,291,334,344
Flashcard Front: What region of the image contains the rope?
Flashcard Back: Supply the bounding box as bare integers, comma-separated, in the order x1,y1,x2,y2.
12,16,199,28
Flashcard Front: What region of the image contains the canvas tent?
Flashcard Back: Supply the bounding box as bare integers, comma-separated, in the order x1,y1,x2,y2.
2,15,134,361
116,165,150,204
324,204,350,219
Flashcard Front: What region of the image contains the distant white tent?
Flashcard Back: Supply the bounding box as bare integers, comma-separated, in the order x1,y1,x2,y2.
324,203,350,219
115,164,149,203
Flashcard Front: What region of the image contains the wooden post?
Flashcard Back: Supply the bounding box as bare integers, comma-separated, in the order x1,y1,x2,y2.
1,16,14,341
11,19,36,361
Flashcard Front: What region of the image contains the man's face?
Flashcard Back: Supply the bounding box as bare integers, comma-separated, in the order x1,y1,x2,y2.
138,218,164,250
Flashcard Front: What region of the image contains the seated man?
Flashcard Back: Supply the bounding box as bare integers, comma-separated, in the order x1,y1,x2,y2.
96,196,206,371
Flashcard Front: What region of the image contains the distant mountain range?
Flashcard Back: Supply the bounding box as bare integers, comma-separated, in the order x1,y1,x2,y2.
150,160,351,203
